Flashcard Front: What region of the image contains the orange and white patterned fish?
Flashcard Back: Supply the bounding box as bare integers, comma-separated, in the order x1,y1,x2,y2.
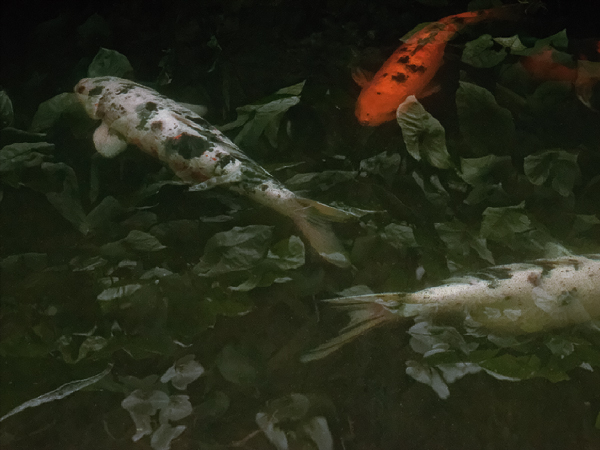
75,76,354,267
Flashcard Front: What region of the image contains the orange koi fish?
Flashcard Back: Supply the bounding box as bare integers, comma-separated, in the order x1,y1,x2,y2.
355,4,528,126
520,45,600,110
520,47,578,82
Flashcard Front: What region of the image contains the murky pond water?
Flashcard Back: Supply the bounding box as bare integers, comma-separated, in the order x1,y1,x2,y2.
1,1,599,449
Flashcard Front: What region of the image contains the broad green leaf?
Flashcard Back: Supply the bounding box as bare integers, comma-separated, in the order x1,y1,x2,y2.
124,230,167,252
511,29,569,56
29,93,82,133
462,34,507,68
158,395,192,423
435,220,494,264
1,364,112,422
150,424,186,450
87,47,134,78
381,223,418,249
216,344,258,386
97,284,142,302
480,354,541,380
397,95,452,169
302,416,333,450
359,151,402,185
523,149,580,196
480,204,532,242
121,389,170,441
194,225,273,276
405,361,450,399
42,162,90,234
256,411,289,450
571,214,600,235
160,355,205,390
0,252,48,274
0,142,54,175
459,155,511,186
456,82,515,156
195,391,230,420
265,235,305,271
493,35,527,52
219,81,305,148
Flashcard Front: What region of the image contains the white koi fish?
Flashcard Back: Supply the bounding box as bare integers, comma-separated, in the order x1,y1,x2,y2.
75,76,353,267
303,255,600,360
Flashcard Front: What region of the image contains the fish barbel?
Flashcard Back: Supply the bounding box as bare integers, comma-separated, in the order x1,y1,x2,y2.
75,76,354,267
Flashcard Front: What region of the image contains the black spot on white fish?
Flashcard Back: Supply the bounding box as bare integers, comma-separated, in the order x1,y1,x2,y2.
260,183,269,191
151,121,163,131
89,86,104,96
164,133,211,159
187,115,210,128
136,102,160,130
527,272,541,286
392,73,407,83
216,154,236,170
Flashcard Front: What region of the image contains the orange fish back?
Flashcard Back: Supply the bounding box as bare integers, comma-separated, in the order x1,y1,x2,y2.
355,5,527,126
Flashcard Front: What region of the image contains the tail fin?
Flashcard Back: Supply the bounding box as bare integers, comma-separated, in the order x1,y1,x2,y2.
301,293,418,362
292,198,357,268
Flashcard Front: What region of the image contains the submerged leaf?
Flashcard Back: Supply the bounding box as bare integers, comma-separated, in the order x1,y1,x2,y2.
124,230,167,252
160,355,205,390
302,416,334,450
88,47,134,78
359,151,402,185
194,225,273,276
150,424,186,450
462,34,507,68
396,95,452,169
158,395,193,424
524,149,580,196
30,93,82,133
216,344,258,386
456,82,515,156
480,204,532,242
42,162,90,234
219,81,305,148
0,364,113,422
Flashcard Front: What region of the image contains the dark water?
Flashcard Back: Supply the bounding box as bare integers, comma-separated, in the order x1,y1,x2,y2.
1,1,599,449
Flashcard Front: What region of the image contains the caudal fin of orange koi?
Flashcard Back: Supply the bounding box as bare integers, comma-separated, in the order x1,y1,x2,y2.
292,198,356,268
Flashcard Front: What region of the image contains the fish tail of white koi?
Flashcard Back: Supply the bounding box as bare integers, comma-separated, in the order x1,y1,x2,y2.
301,293,415,362
291,199,356,268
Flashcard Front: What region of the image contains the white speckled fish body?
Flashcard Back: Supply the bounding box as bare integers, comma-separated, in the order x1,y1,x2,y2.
74,76,352,267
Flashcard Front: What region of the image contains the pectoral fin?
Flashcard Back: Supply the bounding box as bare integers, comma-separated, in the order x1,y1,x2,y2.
416,82,441,99
351,67,374,87
93,122,128,158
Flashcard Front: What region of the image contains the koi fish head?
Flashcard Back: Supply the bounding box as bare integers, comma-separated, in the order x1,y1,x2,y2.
75,77,107,119
355,84,403,126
